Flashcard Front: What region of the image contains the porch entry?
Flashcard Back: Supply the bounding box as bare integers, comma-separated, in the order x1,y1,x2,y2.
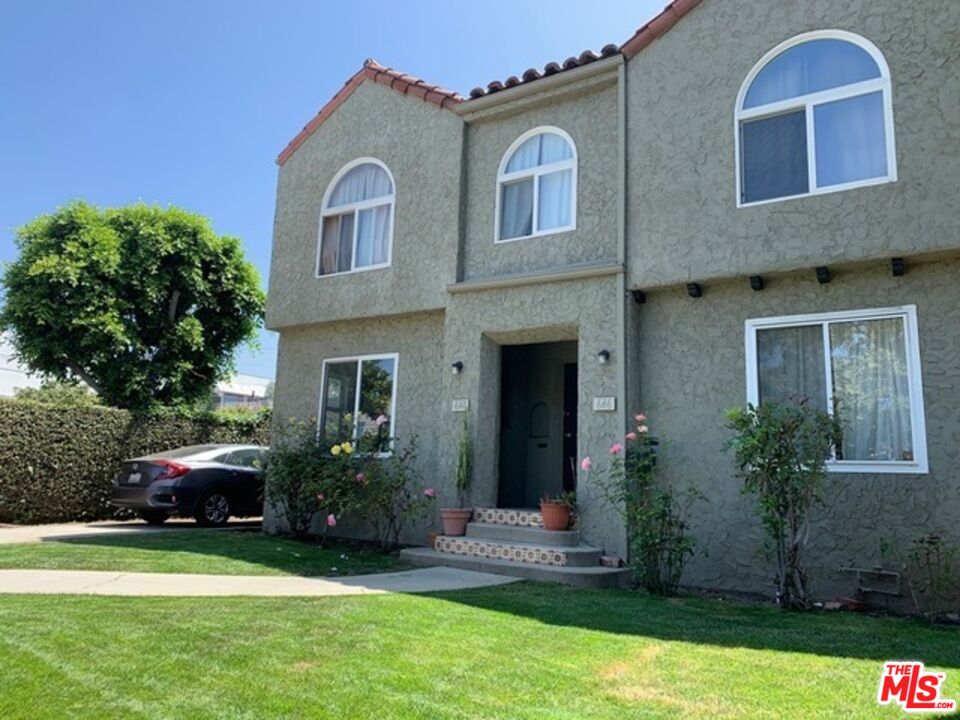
498,341,578,509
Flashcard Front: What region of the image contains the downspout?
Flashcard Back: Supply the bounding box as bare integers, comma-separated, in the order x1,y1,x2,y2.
616,60,627,433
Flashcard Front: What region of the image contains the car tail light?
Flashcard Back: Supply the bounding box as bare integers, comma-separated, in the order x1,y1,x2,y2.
154,460,190,480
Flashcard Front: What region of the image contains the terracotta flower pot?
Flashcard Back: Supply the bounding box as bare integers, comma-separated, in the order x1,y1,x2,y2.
440,508,472,536
540,502,571,531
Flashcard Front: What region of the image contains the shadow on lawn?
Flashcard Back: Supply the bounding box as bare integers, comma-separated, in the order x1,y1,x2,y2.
427,581,960,668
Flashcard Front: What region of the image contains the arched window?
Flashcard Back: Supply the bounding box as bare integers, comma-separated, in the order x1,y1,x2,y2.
735,31,896,206
318,159,395,276
496,127,576,242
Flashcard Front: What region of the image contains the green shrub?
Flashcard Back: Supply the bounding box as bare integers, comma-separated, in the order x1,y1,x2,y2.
0,399,270,524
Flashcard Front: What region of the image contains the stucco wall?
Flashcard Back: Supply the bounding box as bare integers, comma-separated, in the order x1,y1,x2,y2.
267,311,447,543
634,257,960,600
625,0,960,289
462,77,620,280
443,275,628,557
267,81,463,329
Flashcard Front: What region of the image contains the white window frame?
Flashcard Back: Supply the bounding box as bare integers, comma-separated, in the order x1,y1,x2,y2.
744,305,927,474
494,126,578,243
734,30,897,208
318,352,400,457
316,157,396,278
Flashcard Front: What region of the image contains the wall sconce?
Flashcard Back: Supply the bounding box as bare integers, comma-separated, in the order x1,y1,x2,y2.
749,275,764,291
597,350,611,365
686,283,702,298
891,257,905,277
631,289,646,304
816,266,832,284
451,361,463,375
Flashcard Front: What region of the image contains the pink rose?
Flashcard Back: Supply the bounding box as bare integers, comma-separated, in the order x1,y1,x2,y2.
375,415,388,427
316,493,325,502
625,432,637,441
609,442,625,455
580,457,592,471
326,514,337,528
637,425,649,434
635,413,647,422
355,473,366,483
424,488,435,498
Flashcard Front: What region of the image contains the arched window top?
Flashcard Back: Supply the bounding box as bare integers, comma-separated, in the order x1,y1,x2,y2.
326,161,394,209
317,159,395,277
496,127,577,242
743,38,882,109
735,31,896,206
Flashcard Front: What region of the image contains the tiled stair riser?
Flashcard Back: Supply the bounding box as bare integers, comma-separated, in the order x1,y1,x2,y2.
435,536,568,567
472,508,543,528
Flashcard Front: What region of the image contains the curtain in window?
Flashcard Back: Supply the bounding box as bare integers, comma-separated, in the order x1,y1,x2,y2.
355,205,391,267
319,214,354,275
830,318,912,462
538,169,572,230
757,325,827,410
329,164,392,207
814,91,887,187
500,179,533,239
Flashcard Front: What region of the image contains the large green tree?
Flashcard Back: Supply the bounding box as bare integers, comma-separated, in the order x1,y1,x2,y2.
0,202,265,409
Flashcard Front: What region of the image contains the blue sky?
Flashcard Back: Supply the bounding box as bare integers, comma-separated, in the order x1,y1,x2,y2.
0,0,662,379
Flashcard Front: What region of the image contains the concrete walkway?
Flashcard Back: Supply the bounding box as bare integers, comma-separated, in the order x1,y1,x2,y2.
0,566,518,597
0,519,258,544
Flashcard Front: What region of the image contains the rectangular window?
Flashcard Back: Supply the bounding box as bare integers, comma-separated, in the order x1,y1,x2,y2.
745,306,927,474
319,354,397,454
740,109,809,203
813,90,888,188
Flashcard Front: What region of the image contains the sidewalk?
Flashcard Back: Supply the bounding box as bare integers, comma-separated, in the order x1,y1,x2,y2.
0,566,517,597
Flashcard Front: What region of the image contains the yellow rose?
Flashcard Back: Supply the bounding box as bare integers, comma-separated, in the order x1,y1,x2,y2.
341,442,354,455
330,445,342,456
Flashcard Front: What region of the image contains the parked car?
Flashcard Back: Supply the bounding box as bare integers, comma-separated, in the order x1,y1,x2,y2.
109,444,268,526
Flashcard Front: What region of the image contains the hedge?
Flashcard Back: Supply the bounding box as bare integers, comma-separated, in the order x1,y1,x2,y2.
0,399,270,524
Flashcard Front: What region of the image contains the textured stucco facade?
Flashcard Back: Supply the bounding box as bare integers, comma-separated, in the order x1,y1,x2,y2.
266,0,960,599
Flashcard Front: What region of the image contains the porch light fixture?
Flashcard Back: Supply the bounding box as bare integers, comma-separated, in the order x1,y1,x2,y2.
597,349,611,365
686,283,702,298
891,257,905,277
451,361,463,375
749,275,764,291
816,266,832,284
631,289,646,304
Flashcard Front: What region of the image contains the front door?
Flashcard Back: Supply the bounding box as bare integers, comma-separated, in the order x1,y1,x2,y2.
498,341,578,508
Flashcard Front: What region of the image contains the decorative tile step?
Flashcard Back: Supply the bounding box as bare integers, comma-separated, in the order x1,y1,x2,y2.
400,547,627,589
434,535,601,568
472,507,542,528
466,522,581,547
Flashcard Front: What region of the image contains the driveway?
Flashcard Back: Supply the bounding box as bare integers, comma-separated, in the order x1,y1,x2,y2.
0,519,260,544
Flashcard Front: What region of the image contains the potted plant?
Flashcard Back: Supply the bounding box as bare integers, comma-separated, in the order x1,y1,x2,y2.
440,416,472,536
540,493,573,531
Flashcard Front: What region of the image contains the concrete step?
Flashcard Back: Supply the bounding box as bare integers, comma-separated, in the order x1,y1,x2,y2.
466,522,580,547
472,507,543,528
400,547,627,589
433,534,601,568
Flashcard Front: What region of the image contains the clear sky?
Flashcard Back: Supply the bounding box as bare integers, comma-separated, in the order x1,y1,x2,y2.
0,0,663,380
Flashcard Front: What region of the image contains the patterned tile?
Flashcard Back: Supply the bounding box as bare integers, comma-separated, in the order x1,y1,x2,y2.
435,536,567,567
472,507,543,528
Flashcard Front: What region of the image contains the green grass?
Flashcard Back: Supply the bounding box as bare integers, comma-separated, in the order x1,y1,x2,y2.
0,583,957,719
0,529,405,577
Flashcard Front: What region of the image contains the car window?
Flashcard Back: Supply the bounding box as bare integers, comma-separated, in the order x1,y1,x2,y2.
224,449,262,468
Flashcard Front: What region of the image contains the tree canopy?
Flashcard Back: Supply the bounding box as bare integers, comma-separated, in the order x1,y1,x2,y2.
0,202,265,409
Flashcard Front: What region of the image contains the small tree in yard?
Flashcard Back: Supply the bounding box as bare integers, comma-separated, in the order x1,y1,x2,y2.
0,201,265,409
725,400,842,609
363,436,436,549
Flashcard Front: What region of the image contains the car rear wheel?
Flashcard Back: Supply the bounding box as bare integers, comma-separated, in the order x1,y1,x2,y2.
138,510,168,525
196,491,231,527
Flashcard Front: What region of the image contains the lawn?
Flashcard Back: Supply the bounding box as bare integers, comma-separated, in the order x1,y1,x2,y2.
1,581,958,719
0,529,405,577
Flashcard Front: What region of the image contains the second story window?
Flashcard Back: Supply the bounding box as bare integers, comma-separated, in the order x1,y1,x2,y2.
736,31,896,206
318,159,394,276
496,127,577,242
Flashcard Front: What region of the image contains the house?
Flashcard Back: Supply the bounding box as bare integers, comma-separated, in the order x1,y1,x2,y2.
212,373,273,411
0,333,42,398
266,0,960,595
